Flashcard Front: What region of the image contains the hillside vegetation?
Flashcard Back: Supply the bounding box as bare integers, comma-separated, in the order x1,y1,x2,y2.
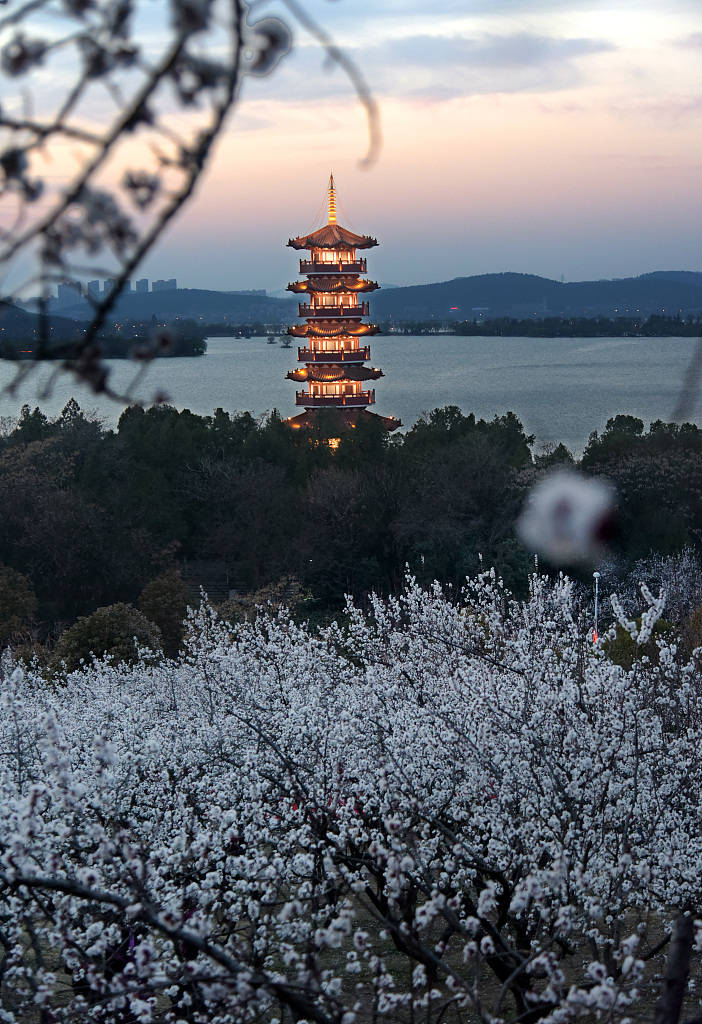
3,401,702,654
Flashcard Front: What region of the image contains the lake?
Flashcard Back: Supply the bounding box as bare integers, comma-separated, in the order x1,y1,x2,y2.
1,334,700,454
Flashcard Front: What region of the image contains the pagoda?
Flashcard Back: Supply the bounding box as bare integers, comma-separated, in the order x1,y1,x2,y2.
285,174,400,437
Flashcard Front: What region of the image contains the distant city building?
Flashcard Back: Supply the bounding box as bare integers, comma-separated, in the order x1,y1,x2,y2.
102,278,131,295
136,278,149,293
87,280,101,298
57,281,83,307
152,278,177,292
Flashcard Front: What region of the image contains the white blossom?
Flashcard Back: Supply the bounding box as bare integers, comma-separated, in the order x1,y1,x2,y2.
517,470,615,564
0,573,698,1024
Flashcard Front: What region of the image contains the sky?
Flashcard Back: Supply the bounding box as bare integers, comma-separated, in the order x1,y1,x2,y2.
4,0,702,292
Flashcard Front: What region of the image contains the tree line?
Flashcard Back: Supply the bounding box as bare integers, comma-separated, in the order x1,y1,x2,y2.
453,314,702,337
3,399,702,657
0,310,207,359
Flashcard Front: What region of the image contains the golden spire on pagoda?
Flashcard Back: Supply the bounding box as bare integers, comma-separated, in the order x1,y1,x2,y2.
327,172,337,224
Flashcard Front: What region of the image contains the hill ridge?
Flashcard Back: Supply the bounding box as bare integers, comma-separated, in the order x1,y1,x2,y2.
8,270,702,325
372,271,702,320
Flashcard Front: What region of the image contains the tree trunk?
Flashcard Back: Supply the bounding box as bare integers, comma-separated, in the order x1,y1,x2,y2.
654,912,695,1024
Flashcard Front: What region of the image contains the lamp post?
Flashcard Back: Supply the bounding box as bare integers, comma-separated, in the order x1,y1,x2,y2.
593,571,600,643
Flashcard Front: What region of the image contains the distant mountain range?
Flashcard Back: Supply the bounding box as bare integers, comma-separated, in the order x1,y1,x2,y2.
371,271,702,321
0,302,82,342
10,270,702,327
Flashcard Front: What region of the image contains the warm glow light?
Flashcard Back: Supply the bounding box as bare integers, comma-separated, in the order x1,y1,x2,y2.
283,174,399,432
327,173,337,225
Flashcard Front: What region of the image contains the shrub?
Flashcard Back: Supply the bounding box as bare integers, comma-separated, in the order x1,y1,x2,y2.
603,615,675,670
138,569,188,657
217,575,309,624
0,564,37,647
52,602,161,671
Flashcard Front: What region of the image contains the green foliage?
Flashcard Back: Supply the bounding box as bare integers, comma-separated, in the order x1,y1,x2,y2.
13,405,53,443
218,576,310,624
4,397,702,639
403,407,533,468
138,569,189,657
0,564,37,647
682,605,702,657
534,443,575,469
452,314,702,338
603,617,675,671
0,431,158,623
582,417,702,559
52,603,162,672
335,413,389,465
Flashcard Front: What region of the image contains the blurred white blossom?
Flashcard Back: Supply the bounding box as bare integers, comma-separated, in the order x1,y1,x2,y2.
517,469,616,564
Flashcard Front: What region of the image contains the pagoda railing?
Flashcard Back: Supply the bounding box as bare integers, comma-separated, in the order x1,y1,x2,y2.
299,259,367,274
298,346,370,362
298,302,369,319
296,390,375,408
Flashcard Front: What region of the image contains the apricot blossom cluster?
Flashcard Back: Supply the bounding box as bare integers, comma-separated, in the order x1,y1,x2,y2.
0,573,700,1024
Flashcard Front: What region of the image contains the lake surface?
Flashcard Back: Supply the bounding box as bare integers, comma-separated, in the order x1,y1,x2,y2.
1,335,700,454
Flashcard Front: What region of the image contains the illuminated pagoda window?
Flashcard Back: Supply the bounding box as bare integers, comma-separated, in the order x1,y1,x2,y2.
284,174,401,437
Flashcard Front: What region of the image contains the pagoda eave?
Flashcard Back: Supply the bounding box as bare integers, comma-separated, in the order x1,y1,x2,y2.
286,408,402,434
287,365,383,383
287,278,379,294
287,323,379,338
287,226,378,251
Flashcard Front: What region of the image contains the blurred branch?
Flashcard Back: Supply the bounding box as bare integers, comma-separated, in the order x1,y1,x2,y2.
0,0,381,403
672,336,702,423
280,0,381,168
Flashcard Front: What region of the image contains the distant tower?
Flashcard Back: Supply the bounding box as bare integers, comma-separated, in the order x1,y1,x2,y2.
57,281,83,307
285,174,400,437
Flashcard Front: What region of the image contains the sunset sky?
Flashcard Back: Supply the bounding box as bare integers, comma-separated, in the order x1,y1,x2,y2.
145,0,701,292
6,0,702,293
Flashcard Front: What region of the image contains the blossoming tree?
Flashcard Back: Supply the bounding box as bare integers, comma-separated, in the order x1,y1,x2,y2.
0,572,700,1024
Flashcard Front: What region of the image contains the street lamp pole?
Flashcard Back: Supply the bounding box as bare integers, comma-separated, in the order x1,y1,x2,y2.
593,571,600,643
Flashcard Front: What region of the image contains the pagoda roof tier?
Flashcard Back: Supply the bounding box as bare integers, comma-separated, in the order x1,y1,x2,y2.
288,223,377,251
287,322,379,338
287,364,383,383
286,408,402,434
287,277,379,294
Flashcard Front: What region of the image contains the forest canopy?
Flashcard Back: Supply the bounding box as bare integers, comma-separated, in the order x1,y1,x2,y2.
3,400,702,652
